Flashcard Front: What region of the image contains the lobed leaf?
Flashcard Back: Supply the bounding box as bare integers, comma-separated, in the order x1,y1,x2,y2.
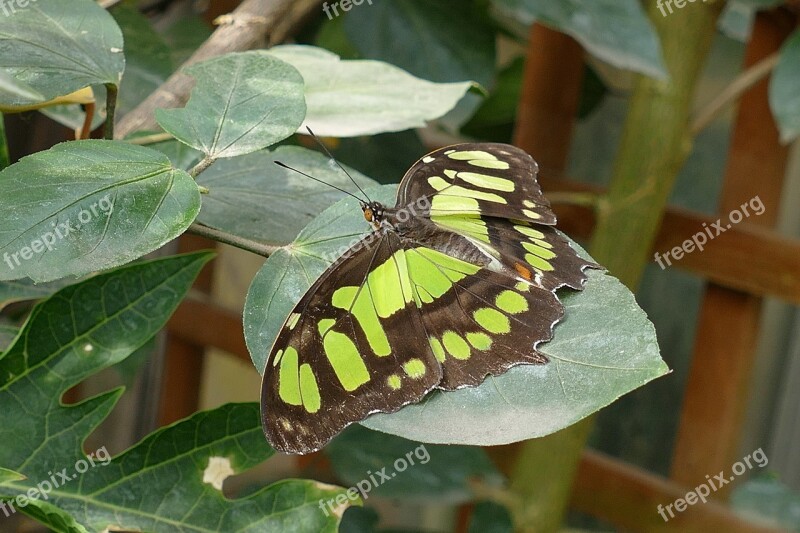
0,253,355,531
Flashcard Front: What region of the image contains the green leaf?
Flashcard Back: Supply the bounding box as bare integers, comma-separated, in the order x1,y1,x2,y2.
0,0,125,107
245,185,667,445
492,0,667,79
770,29,800,144
111,3,174,116
0,71,44,105
155,52,306,159
342,0,497,87
0,253,356,531
0,140,201,283
325,426,503,503
468,501,514,533
196,146,378,245
0,278,74,310
266,46,472,137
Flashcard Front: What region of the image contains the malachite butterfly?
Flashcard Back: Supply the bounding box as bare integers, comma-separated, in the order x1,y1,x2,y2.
261,143,600,454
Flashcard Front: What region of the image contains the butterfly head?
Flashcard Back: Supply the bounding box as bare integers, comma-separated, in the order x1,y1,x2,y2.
362,201,386,230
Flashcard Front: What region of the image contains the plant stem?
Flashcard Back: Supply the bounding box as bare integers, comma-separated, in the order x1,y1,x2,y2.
104,83,118,140
187,223,280,257
507,3,723,532
189,157,215,178
690,51,780,137
0,113,9,171
126,132,175,146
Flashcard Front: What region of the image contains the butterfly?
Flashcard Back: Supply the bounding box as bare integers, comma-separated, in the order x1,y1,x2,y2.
261,143,599,454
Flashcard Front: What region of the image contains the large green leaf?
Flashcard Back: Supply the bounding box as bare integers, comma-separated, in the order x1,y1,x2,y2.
266,46,472,137
244,185,667,446
156,52,306,160
492,0,667,79
770,29,800,144
0,253,354,532
196,146,377,245
0,0,124,107
342,0,496,87
0,140,201,283
325,426,503,503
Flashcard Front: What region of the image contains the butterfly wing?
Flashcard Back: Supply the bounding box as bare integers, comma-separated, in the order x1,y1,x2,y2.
395,143,599,389
261,231,442,454
396,143,557,224
402,244,559,389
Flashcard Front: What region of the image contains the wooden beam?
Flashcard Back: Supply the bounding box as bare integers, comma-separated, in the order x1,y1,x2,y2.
540,178,800,305
572,451,787,532
669,10,795,498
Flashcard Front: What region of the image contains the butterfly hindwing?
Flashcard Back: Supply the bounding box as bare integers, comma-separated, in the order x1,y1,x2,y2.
403,244,559,389
262,232,441,454
396,143,557,225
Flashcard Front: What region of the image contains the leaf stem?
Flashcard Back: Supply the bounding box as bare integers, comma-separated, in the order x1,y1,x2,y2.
0,113,9,171
189,157,215,178
187,223,280,257
126,132,175,146
545,192,600,209
690,51,780,137
104,83,119,140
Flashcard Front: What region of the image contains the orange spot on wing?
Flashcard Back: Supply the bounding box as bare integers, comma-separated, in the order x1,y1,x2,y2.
514,263,532,280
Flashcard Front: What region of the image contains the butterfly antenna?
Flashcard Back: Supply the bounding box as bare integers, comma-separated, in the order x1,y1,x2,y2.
274,161,366,205
305,126,371,203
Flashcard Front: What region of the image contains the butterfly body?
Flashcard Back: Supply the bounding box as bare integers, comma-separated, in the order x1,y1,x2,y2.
261,143,599,454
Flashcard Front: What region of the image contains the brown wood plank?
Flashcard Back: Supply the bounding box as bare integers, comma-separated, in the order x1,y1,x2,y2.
572,451,787,532
539,178,800,305
669,10,795,498
513,24,584,175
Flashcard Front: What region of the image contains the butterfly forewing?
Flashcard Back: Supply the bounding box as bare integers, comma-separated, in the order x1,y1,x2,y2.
262,232,441,454
397,143,557,225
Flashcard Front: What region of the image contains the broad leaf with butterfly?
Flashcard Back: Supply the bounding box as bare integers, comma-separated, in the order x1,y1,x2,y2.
260,143,600,454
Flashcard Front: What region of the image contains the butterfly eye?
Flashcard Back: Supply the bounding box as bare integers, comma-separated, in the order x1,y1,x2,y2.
364,208,374,222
